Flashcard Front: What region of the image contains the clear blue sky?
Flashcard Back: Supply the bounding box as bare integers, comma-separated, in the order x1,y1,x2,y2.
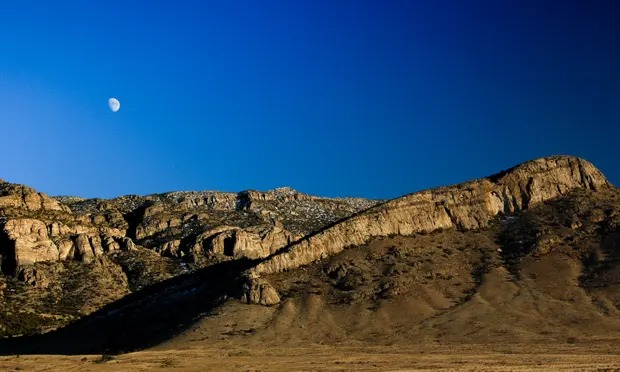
1,1,618,199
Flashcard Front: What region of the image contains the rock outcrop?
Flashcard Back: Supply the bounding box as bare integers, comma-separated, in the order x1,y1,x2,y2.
0,181,69,212
240,277,281,305
249,156,610,276
113,187,377,263
0,155,610,289
187,222,302,261
0,218,131,274
161,191,238,211
0,180,378,276
0,155,616,338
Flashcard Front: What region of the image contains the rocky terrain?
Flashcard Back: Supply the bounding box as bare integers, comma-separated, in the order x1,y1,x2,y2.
0,181,377,337
1,155,620,362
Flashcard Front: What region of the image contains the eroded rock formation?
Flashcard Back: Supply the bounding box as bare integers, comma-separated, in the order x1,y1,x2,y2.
0,155,616,338
0,217,131,273
249,156,610,276
0,156,610,288
188,222,302,261
240,277,281,305
0,179,377,276
0,182,69,212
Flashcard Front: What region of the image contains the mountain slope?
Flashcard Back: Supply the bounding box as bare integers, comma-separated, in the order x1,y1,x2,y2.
149,187,618,349
248,156,608,277
0,155,619,355
0,184,376,337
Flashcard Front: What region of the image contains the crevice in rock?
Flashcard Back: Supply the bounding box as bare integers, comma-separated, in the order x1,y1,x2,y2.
223,236,235,256
521,177,535,209
0,222,17,276
123,203,150,241
442,204,460,230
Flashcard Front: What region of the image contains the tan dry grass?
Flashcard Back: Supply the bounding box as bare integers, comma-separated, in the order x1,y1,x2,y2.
1,344,620,371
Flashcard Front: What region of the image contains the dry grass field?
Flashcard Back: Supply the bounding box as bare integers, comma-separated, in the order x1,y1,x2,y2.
2,343,620,371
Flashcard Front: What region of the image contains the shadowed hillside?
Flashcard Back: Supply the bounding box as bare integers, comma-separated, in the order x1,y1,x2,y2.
1,156,619,355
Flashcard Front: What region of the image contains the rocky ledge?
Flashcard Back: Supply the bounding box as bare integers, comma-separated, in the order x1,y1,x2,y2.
0,156,611,308
248,156,610,278
0,180,378,278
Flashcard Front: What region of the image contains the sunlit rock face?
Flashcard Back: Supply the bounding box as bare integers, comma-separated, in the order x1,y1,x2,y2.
0,178,379,275
0,156,609,280
0,155,614,339
250,156,610,276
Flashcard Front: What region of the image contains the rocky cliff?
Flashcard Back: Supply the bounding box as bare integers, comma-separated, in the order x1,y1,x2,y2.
0,182,68,212
0,217,129,271
0,155,615,339
0,180,378,278
249,156,610,277
0,156,608,280
0,180,378,336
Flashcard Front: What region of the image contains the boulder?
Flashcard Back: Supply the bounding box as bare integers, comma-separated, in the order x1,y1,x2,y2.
240,277,280,306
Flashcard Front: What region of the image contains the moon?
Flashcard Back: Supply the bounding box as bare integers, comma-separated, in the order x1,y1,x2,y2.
108,98,120,112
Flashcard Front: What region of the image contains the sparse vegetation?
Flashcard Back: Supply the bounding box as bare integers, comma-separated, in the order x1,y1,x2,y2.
0,160,619,358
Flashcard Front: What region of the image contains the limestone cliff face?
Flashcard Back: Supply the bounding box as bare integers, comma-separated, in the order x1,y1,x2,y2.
0,182,69,212
187,222,302,260
0,218,131,274
0,156,610,283
155,223,301,261
0,181,134,274
237,187,315,210
125,187,376,262
250,156,610,276
161,191,238,211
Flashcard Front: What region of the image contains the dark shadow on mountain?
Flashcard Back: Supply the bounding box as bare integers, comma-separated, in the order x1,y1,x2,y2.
0,258,258,355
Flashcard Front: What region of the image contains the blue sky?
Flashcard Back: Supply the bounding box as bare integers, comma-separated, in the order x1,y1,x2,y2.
0,1,618,199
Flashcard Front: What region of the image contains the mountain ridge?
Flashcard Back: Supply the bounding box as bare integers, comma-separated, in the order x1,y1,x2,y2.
1,155,619,355
247,155,609,277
